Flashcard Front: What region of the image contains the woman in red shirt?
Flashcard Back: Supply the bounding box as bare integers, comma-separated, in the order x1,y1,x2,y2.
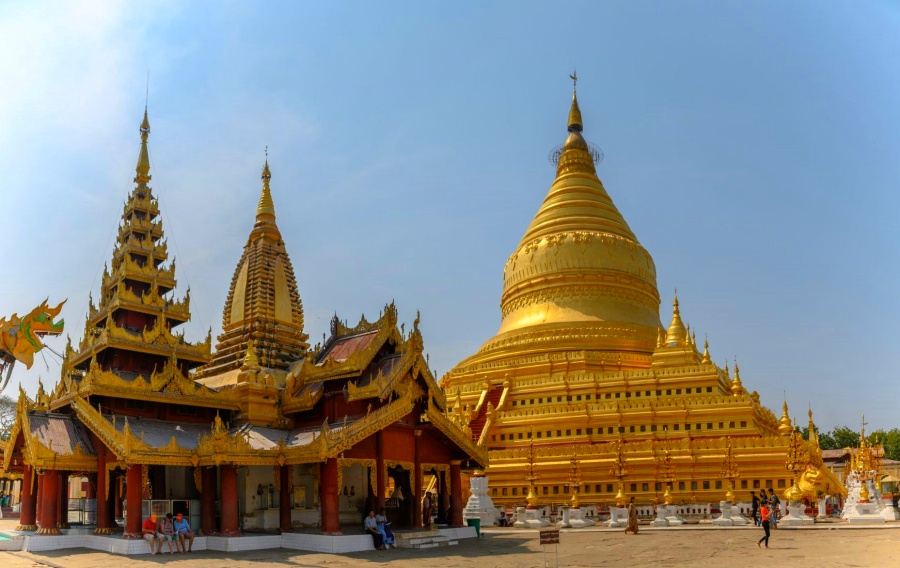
757,503,771,549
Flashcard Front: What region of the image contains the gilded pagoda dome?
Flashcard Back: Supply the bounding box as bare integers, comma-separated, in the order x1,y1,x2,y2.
472,87,661,363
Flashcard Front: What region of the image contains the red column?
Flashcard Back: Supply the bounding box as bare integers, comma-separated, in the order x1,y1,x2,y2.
58,473,71,529
200,467,217,535
279,464,292,533
450,460,463,527
414,431,423,527
16,465,37,531
123,465,143,538
219,465,240,536
85,475,96,498
375,431,385,511
35,470,44,529
36,470,61,535
319,458,340,534
95,448,111,534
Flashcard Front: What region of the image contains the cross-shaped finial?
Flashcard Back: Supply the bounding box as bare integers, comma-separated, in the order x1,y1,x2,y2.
569,69,577,90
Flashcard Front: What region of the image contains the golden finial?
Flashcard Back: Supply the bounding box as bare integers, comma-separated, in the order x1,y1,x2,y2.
730,357,744,396
665,293,687,346
778,399,793,436
134,107,152,186
256,150,276,222
701,336,711,364
567,70,583,133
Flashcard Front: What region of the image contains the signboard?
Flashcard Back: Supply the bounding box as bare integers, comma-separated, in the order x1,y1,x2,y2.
539,528,560,545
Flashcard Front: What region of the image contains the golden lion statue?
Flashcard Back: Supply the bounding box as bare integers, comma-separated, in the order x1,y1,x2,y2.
783,464,821,502
0,299,65,370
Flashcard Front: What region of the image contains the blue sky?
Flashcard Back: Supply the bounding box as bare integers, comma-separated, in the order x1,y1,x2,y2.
1,1,898,433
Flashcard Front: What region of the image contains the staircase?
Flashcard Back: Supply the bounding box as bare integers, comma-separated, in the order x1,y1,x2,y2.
1,507,19,519
469,388,502,442
394,530,458,549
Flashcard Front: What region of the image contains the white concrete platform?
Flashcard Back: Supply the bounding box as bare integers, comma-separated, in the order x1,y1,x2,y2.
0,526,478,556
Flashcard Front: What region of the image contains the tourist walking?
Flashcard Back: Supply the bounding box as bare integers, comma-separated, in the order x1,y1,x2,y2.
757,502,771,548
750,491,760,526
768,487,780,529
624,497,639,534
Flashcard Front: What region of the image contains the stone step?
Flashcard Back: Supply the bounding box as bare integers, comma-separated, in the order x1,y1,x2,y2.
408,540,458,549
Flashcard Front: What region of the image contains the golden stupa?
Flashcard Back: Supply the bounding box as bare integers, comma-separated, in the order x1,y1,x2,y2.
441,81,844,506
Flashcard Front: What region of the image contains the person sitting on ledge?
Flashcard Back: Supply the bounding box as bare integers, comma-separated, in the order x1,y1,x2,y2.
142,514,161,555
173,513,194,553
158,513,177,554
376,507,395,548
365,509,385,550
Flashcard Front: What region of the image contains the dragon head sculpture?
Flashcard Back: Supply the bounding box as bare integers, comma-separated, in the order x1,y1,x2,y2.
0,299,66,369
783,464,822,502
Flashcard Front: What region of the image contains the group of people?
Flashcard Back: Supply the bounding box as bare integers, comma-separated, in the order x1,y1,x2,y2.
141,512,195,554
751,489,781,549
364,491,438,550
364,507,395,549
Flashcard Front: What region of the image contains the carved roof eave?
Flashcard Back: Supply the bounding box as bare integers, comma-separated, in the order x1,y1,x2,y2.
281,381,324,415
302,325,402,383
426,395,489,467
1,388,33,471
50,359,241,412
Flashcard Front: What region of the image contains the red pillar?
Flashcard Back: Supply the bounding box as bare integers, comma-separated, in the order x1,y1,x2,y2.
413,430,423,527
85,475,96,499
450,460,464,527
319,458,340,534
95,448,111,534
123,465,143,538
279,464,292,533
58,473,71,529
16,465,37,531
375,431,385,511
200,467,217,535
36,470,61,535
219,465,240,537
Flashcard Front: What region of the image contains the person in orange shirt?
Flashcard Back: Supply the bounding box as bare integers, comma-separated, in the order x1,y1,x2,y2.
756,502,771,549
142,513,162,554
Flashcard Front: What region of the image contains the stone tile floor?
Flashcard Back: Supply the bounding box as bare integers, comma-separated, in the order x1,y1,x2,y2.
2,520,900,567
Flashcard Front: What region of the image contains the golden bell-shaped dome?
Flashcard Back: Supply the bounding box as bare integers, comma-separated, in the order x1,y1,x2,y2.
490,86,661,358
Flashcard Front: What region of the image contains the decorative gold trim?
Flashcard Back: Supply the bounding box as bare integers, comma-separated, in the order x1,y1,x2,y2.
336,458,376,495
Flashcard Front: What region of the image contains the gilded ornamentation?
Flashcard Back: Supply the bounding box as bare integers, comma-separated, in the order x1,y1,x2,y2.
0,299,65,373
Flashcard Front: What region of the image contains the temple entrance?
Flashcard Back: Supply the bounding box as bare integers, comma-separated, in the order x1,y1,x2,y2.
387,465,414,527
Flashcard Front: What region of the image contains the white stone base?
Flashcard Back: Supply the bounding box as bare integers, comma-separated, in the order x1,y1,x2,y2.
846,502,887,524
513,507,550,528
664,505,684,526
650,506,669,527
880,505,900,521
603,507,627,528
779,503,815,526
556,507,594,528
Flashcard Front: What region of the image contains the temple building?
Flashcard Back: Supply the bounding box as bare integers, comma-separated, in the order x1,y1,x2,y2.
441,85,843,507
0,109,484,539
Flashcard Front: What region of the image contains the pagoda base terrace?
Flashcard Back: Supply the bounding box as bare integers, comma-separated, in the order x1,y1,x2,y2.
0,525,478,555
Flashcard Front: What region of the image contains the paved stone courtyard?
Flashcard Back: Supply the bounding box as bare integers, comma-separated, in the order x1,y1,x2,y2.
3,523,900,568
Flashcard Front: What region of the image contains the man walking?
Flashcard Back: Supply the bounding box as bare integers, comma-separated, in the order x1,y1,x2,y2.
768,488,780,529
750,491,760,526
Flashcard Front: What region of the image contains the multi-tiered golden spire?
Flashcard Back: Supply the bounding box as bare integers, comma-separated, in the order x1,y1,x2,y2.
195,157,309,384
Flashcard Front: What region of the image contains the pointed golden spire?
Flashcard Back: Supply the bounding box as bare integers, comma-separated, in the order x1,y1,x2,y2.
665,294,687,346
242,342,260,370
701,337,711,364
134,107,152,186
567,70,583,133
256,151,276,222
778,400,793,436
730,358,745,396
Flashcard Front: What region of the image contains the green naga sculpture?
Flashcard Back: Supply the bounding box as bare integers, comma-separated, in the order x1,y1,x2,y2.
0,299,65,393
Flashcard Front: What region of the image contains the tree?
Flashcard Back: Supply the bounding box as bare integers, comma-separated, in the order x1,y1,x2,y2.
0,394,15,441
818,426,858,451
869,429,900,462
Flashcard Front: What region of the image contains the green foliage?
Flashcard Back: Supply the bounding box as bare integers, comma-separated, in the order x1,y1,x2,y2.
817,426,858,450
0,394,14,441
